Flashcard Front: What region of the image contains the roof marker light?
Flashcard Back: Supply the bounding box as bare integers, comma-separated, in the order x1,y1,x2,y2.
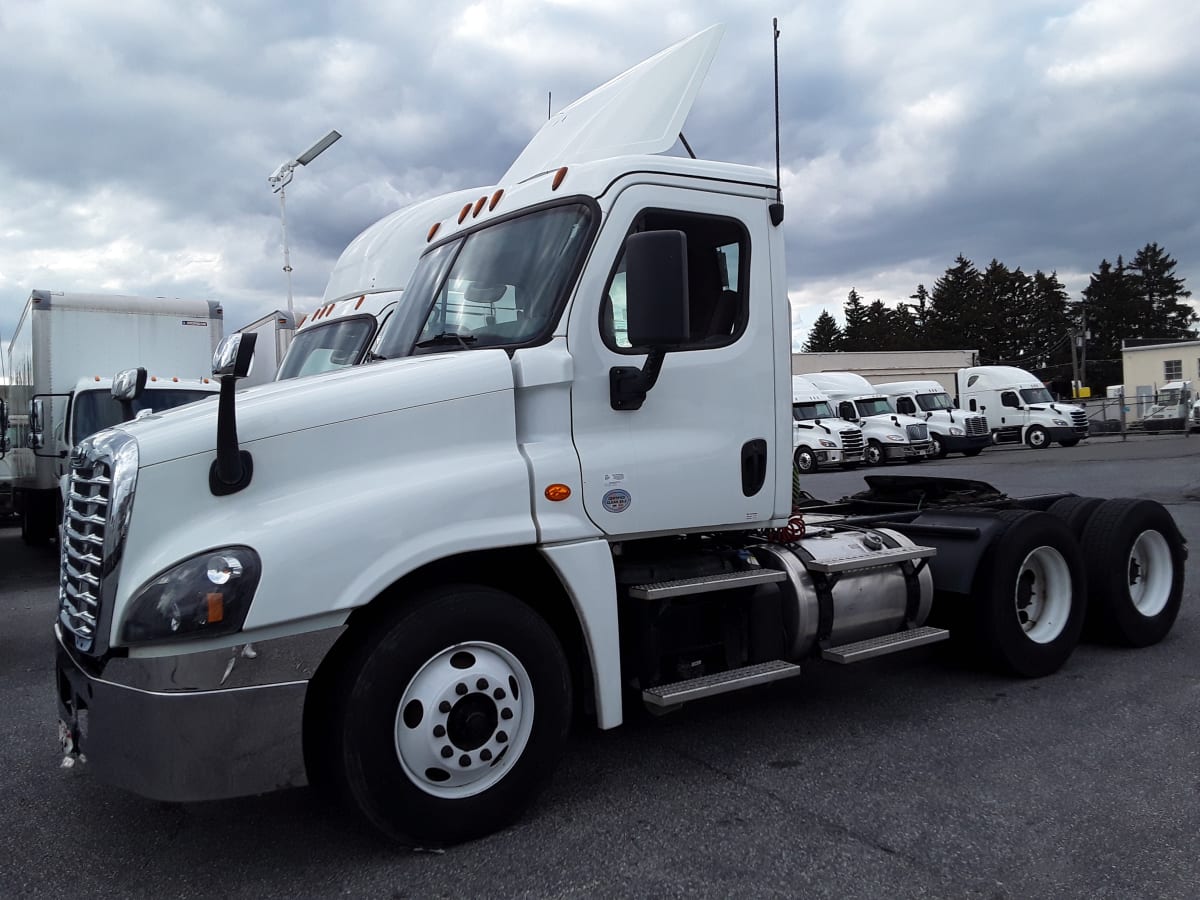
94,375,101,382
172,377,179,382
489,189,504,210
355,296,364,309
458,203,472,224
427,222,441,242
472,196,487,217
552,167,568,190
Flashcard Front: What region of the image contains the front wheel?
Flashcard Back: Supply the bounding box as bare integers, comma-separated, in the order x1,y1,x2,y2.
1025,425,1050,449
331,585,571,844
793,447,818,474
1080,499,1185,646
929,434,948,458
864,440,885,467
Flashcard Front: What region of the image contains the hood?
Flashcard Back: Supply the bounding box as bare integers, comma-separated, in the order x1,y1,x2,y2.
501,25,723,185
118,350,516,467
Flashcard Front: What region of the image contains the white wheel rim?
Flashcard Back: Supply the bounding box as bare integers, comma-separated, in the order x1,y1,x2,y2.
1014,545,1072,643
394,641,534,799
796,450,814,472
1128,529,1173,616
931,436,942,455
1030,430,1045,447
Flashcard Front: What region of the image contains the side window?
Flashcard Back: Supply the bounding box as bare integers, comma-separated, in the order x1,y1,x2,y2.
896,397,915,415
1001,391,1020,408
969,398,977,411
602,209,748,352
839,401,856,420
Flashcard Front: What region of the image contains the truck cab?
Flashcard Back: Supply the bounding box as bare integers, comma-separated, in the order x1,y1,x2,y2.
790,375,864,473
872,380,990,458
804,372,933,466
1142,380,1192,433
957,366,1087,448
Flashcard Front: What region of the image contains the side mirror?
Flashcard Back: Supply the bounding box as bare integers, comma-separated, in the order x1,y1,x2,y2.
213,333,257,378
112,367,148,402
609,230,689,411
0,399,8,458
28,398,45,450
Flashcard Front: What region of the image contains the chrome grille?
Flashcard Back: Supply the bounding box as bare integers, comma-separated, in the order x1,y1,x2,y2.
1070,409,1087,433
60,459,111,651
839,428,864,452
906,423,929,442
965,416,989,437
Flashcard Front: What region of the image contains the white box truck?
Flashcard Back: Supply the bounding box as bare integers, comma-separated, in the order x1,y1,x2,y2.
791,375,864,472
276,188,486,381
234,311,299,387
872,380,990,458
54,27,1184,847
6,290,222,543
956,366,1088,448
804,372,934,465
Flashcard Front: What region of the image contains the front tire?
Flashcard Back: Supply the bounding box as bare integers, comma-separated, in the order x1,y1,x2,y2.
864,440,885,467
1025,425,1050,449
929,434,948,458
331,585,571,844
1079,499,1185,646
793,446,818,474
968,510,1086,677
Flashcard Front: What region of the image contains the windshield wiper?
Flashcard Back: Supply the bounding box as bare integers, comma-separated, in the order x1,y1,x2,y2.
415,332,478,350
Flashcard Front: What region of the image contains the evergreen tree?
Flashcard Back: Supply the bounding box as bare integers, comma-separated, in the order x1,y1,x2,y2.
862,299,895,349
841,289,868,350
1081,257,1136,389
928,255,984,352
802,309,843,352
907,284,932,331
890,303,922,349
1127,243,1195,338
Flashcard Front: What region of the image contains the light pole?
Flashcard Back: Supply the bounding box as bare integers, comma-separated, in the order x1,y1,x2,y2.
268,129,342,315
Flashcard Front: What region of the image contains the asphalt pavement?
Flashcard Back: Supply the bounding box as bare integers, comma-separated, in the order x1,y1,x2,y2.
1,433,1198,898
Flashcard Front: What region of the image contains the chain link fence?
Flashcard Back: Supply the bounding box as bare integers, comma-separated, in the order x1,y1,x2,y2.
1074,389,1196,438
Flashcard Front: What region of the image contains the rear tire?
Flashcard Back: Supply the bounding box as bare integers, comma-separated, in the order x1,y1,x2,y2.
330,585,571,845
1045,496,1103,538
967,510,1085,677
1079,499,1185,646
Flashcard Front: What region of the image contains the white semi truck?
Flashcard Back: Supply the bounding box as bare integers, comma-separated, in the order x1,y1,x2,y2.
803,372,934,466
276,188,486,381
791,375,864,473
7,290,222,544
872,380,990,458
55,28,1185,847
1141,380,1192,433
956,366,1088,449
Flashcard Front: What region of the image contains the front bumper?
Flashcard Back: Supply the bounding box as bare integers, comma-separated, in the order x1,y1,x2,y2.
883,441,931,460
940,433,991,453
815,448,863,467
1046,426,1087,443
55,623,342,802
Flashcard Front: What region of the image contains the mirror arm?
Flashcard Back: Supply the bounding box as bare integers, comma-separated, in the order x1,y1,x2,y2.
209,374,253,495
609,349,667,411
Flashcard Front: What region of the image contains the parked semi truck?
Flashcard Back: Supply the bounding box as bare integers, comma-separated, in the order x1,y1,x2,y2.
55,27,1185,846
235,310,299,387
791,375,864,473
7,290,222,544
872,380,990,458
803,372,933,465
956,366,1088,448
1141,380,1192,433
276,188,485,381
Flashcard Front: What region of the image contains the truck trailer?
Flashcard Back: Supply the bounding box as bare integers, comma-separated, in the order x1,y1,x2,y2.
7,290,222,543
54,27,1185,846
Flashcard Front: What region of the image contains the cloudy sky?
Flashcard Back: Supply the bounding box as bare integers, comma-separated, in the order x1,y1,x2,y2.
1,0,1197,354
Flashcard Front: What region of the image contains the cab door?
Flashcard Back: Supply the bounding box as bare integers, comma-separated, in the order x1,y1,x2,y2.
567,182,783,537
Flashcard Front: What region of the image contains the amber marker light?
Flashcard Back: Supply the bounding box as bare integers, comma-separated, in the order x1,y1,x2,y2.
172,377,179,382
489,189,504,210
472,196,487,217
205,592,225,624
355,296,364,309
545,484,571,502
458,203,472,224
427,222,441,242
94,375,101,381
552,167,568,190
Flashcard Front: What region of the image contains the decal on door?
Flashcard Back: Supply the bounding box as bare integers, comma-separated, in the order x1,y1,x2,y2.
602,488,631,513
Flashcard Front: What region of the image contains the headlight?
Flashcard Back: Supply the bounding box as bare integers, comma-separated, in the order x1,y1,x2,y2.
1053,419,1068,426
949,427,964,436
121,546,261,644
819,439,837,448
885,434,905,442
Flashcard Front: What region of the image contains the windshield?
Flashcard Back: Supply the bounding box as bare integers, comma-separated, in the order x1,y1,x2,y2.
916,392,954,412
72,389,215,444
277,317,376,380
793,401,835,421
1158,388,1183,405
856,397,894,417
1019,387,1054,404
374,203,593,359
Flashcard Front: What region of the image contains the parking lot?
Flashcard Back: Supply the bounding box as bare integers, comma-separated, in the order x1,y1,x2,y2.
2,434,1200,899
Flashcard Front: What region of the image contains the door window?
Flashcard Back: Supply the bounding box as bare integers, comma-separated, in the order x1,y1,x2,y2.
896,397,916,415
1001,391,1020,408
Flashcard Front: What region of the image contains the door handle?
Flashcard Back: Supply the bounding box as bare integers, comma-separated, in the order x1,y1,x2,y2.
741,439,768,497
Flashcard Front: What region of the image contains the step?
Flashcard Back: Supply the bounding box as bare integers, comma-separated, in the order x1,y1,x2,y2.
804,546,936,574
628,568,787,600
821,626,950,664
642,659,801,707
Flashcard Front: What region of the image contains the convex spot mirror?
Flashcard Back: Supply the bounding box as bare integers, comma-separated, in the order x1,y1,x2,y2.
213,333,257,379
112,367,148,401
623,230,690,348
28,398,45,450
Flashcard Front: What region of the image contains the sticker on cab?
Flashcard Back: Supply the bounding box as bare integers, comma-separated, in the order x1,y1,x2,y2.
602,488,631,513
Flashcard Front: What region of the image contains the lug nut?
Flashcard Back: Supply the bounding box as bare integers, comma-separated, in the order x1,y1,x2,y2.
501,708,513,720
476,678,488,690
480,749,492,761
456,683,468,696
459,754,471,768
440,746,453,759
433,725,446,738
439,701,452,714
497,731,508,744
493,688,506,700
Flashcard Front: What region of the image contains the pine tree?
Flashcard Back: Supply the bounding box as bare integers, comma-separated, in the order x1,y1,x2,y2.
1081,257,1136,389
1128,243,1195,338
841,289,868,350
802,310,843,352
928,255,984,352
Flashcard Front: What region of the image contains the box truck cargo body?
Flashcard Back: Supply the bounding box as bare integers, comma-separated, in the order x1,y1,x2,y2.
6,290,222,543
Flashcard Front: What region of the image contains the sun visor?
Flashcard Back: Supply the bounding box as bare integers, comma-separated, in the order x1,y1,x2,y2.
501,24,724,186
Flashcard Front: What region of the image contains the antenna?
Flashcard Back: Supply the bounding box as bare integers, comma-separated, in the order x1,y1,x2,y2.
548,91,552,121
770,18,785,226
678,133,697,159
